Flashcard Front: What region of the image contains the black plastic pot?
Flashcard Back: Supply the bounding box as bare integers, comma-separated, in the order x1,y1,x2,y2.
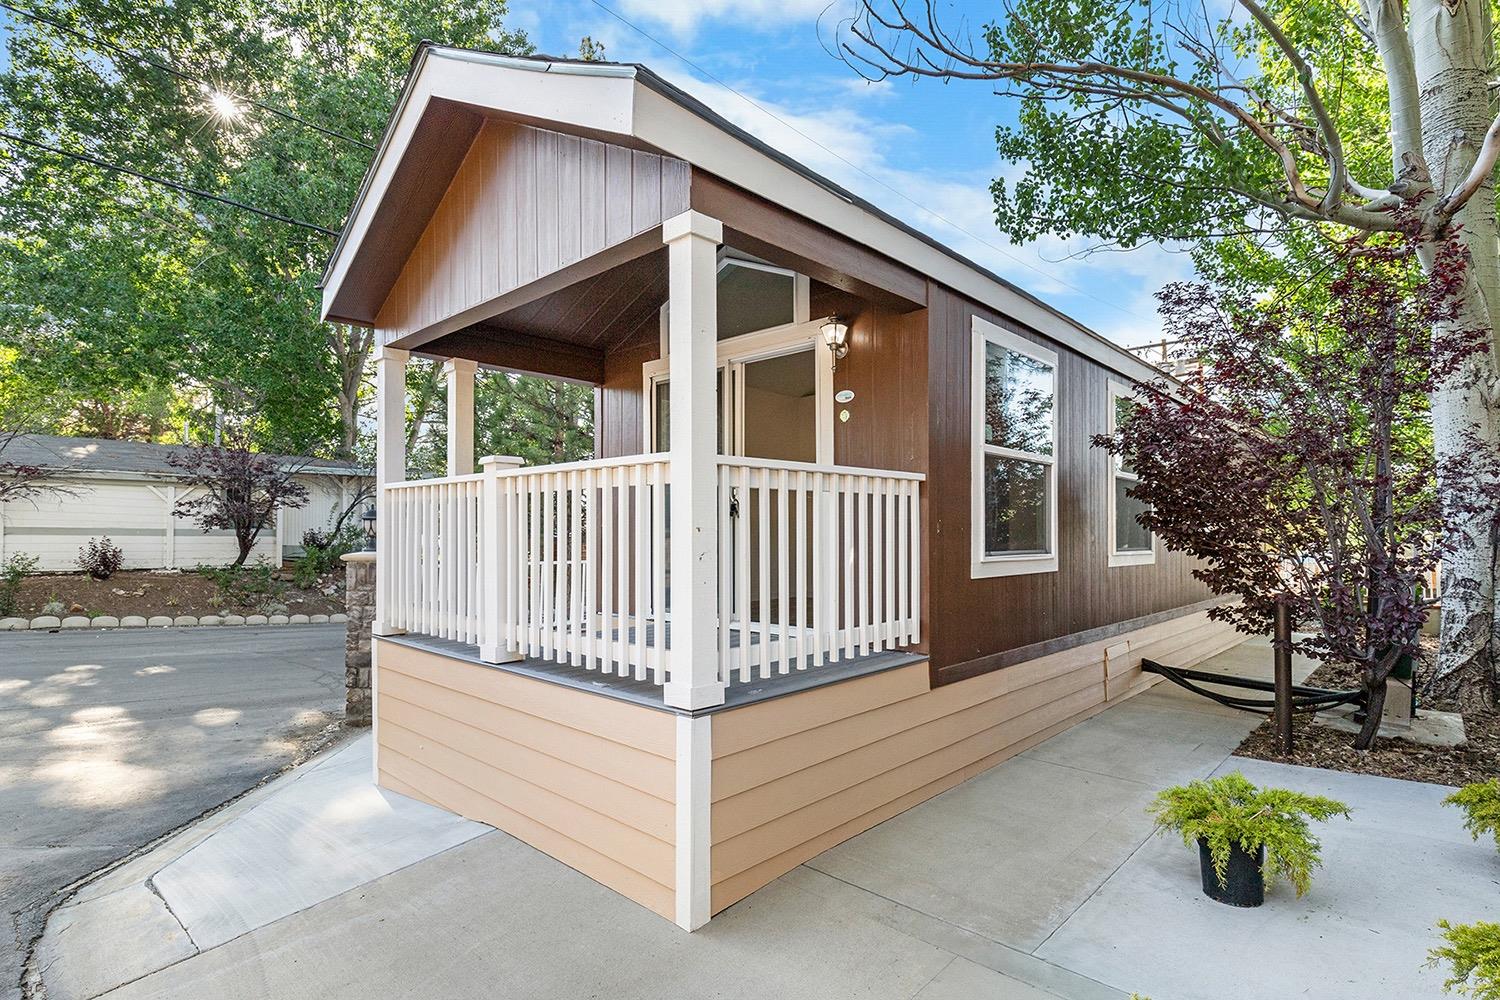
1197,838,1265,907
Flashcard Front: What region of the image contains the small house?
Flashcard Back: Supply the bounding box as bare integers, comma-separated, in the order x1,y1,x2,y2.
320,46,1239,931
0,434,371,570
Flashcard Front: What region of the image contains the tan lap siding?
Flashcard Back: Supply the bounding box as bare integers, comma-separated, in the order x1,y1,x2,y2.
375,641,677,920
708,610,1239,914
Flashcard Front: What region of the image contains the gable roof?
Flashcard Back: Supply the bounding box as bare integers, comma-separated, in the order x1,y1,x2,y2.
322,44,1162,385
2,434,370,479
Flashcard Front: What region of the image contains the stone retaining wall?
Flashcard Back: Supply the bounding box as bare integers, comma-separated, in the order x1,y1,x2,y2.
0,613,348,631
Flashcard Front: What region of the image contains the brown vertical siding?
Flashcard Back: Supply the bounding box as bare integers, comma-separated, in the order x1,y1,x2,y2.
707,610,1240,915
831,306,929,475
924,284,1212,683
375,640,677,920
596,326,660,458
377,121,689,344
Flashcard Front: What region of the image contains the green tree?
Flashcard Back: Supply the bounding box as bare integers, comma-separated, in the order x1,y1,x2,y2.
406,366,595,478
0,1,530,454
843,0,1500,708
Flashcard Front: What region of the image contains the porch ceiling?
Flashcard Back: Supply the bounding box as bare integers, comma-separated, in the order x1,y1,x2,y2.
491,248,668,349
415,240,879,386
415,248,666,384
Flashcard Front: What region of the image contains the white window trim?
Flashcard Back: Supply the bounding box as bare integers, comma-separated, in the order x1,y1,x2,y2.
658,253,810,358
971,317,1059,579
1106,378,1156,567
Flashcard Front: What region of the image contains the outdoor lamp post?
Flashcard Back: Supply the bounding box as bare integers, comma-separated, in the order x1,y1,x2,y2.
361,502,377,552
821,317,849,373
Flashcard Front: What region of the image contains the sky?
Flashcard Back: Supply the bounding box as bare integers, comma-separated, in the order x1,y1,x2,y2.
505,0,1196,348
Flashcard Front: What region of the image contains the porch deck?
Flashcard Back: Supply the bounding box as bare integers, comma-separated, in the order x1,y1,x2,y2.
385,629,928,713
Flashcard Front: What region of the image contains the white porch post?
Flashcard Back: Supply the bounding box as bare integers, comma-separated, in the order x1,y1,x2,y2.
662,210,724,710
479,453,525,665
370,345,407,786
372,346,408,638
443,357,477,477
662,210,723,933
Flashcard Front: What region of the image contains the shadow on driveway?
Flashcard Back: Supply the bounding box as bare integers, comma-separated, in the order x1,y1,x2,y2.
0,626,345,1000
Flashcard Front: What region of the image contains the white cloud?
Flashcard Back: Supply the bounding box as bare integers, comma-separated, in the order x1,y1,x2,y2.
833,76,896,100
614,0,835,37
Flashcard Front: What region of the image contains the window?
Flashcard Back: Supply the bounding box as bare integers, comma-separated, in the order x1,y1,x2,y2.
1107,380,1155,566
971,318,1058,578
716,259,796,340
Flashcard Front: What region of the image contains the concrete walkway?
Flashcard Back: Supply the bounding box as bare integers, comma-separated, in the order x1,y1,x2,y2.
31,737,486,1000
32,638,1496,1000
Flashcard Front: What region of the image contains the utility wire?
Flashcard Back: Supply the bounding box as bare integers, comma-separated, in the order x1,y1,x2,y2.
581,0,1153,324
0,129,340,235
0,1,374,150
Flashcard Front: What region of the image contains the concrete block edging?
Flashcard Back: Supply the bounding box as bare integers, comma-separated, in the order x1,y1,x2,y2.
2,612,348,632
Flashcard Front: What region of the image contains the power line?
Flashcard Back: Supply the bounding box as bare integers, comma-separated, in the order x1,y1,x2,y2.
0,129,340,235
0,1,374,150
581,0,1153,324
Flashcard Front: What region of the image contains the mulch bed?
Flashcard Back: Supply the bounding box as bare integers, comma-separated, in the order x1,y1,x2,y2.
14,568,346,619
1234,637,1500,787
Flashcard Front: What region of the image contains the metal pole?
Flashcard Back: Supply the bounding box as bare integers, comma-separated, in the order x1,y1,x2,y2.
1274,600,1294,753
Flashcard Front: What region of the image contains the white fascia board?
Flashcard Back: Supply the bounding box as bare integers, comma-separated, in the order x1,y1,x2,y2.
630,83,1163,386
320,48,639,322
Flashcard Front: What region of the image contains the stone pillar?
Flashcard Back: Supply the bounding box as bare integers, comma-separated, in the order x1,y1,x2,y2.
341,551,376,726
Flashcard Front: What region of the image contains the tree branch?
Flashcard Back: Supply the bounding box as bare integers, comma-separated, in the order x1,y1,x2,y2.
1235,0,1348,214
1435,112,1500,220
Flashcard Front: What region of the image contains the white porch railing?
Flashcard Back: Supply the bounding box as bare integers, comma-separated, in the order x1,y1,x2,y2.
380,454,924,699
384,474,485,645
488,455,671,683
715,457,923,684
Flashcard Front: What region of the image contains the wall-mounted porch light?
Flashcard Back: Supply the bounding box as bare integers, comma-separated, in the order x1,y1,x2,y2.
821,317,849,373
361,503,378,552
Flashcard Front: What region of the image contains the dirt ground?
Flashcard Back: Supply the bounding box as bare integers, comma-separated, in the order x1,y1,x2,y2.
14,567,345,619
1235,636,1500,787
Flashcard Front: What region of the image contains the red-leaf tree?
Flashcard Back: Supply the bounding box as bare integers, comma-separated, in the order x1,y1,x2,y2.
167,443,310,568
1098,231,1500,748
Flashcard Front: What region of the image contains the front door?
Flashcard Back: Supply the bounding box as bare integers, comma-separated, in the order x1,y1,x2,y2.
648,331,828,462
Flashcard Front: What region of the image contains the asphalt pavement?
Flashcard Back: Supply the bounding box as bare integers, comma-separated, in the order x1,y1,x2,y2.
0,626,346,1000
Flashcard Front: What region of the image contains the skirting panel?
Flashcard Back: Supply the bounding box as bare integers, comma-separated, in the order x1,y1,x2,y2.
707,610,1240,914
374,639,678,920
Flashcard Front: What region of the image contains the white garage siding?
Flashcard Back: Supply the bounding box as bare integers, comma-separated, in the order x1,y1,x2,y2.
0,473,365,572
278,476,367,556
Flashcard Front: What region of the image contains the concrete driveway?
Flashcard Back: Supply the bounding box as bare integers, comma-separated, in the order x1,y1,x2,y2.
0,626,345,1000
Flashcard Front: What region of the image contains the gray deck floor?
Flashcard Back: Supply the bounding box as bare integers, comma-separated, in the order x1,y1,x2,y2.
385,628,927,713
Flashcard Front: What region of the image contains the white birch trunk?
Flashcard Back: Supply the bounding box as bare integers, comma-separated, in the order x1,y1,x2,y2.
1407,0,1500,706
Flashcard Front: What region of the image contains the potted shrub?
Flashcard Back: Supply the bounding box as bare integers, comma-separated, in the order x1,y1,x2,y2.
1445,780,1500,851
1147,772,1350,906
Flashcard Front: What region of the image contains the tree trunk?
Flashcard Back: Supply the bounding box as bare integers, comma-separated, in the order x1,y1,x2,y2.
328,323,372,461
1354,646,1405,749
337,374,360,459
1408,0,1500,709
1354,674,1389,750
